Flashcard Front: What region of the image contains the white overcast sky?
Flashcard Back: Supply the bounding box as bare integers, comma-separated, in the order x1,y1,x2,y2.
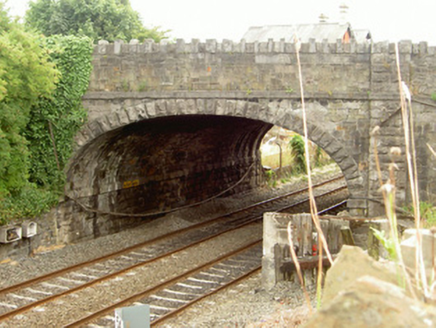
5,0,436,45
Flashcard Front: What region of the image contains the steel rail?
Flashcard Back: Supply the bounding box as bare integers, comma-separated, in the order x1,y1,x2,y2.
64,240,263,327
0,175,346,322
0,213,263,321
0,175,343,296
151,267,262,326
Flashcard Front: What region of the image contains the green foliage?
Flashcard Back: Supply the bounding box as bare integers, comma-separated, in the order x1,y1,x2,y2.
0,3,58,199
432,92,436,102
137,81,147,92
370,227,397,260
122,80,130,92
26,0,169,42
313,145,332,167
0,185,58,225
403,201,436,228
26,35,93,188
0,4,93,223
265,169,277,187
289,135,307,174
314,145,322,167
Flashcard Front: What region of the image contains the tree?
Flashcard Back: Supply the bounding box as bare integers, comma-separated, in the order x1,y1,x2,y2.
26,0,168,42
0,2,93,224
0,1,58,198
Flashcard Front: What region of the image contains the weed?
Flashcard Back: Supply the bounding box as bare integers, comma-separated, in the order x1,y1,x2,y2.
265,169,277,187
138,81,148,92
403,201,436,228
286,86,294,94
370,227,397,260
122,80,130,92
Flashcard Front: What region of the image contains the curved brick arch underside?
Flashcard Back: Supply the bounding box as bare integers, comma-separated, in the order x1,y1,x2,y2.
67,98,362,215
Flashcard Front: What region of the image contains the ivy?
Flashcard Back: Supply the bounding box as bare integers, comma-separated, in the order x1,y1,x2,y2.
289,135,307,174
26,35,93,189
0,32,93,224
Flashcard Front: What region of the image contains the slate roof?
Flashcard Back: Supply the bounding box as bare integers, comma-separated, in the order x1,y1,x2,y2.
242,23,371,43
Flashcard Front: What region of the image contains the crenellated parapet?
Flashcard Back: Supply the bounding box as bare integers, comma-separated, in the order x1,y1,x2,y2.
88,37,436,98
95,38,436,55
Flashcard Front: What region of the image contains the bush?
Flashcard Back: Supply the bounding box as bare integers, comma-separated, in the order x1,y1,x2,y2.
0,185,58,224
289,135,307,174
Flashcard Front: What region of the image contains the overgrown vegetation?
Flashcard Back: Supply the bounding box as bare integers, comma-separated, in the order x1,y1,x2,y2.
1,0,169,224
289,134,307,174
27,35,93,188
403,201,436,228
265,169,277,187
0,3,93,224
0,3,58,198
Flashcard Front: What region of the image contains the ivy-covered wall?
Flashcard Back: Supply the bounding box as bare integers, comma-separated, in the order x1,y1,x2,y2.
0,34,93,224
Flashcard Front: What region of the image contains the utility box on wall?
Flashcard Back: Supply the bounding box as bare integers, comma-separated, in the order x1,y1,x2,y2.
22,222,37,238
0,226,22,243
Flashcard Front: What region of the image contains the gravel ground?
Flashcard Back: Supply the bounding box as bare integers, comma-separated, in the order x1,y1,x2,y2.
158,273,316,328
3,224,263,327
0,164,341,327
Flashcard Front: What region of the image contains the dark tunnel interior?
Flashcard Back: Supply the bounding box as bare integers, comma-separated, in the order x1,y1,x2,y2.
67,115,273,215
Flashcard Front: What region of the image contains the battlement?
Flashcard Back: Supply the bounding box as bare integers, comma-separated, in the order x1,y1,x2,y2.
96,38,436,55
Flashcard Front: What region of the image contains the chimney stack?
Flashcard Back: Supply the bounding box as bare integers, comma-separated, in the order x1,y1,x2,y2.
319,13,329,23
339,2,349,24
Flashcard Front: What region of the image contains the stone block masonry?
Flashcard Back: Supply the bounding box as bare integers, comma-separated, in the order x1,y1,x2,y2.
80,38,436,217
68,37,436,244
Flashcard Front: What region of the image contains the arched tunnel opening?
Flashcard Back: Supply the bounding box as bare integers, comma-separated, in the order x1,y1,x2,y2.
67,114,349,222
260,126,342,180
67,115,274,216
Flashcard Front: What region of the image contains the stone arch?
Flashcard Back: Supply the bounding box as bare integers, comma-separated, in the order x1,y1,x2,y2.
246,99,363,198
67,98,363,214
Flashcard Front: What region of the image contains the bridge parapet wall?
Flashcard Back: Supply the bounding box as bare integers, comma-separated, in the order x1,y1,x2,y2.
89,39,436,101
95,38,435,55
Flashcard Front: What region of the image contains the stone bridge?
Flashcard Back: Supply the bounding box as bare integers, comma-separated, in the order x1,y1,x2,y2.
64,38,436,236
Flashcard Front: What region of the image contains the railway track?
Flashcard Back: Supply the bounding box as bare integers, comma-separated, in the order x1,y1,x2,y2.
0,175,347,327
67,241,263,327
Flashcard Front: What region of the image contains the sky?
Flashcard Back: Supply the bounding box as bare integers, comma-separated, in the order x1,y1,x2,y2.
5,0,436,45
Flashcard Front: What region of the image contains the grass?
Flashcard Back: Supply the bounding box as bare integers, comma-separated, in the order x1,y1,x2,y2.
403,201,436,228
369,43,435,300
262,150,294,169
284,38,436,314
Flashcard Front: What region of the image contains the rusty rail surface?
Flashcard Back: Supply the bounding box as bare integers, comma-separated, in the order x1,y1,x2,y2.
65,241,263,327
0,175,346,324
